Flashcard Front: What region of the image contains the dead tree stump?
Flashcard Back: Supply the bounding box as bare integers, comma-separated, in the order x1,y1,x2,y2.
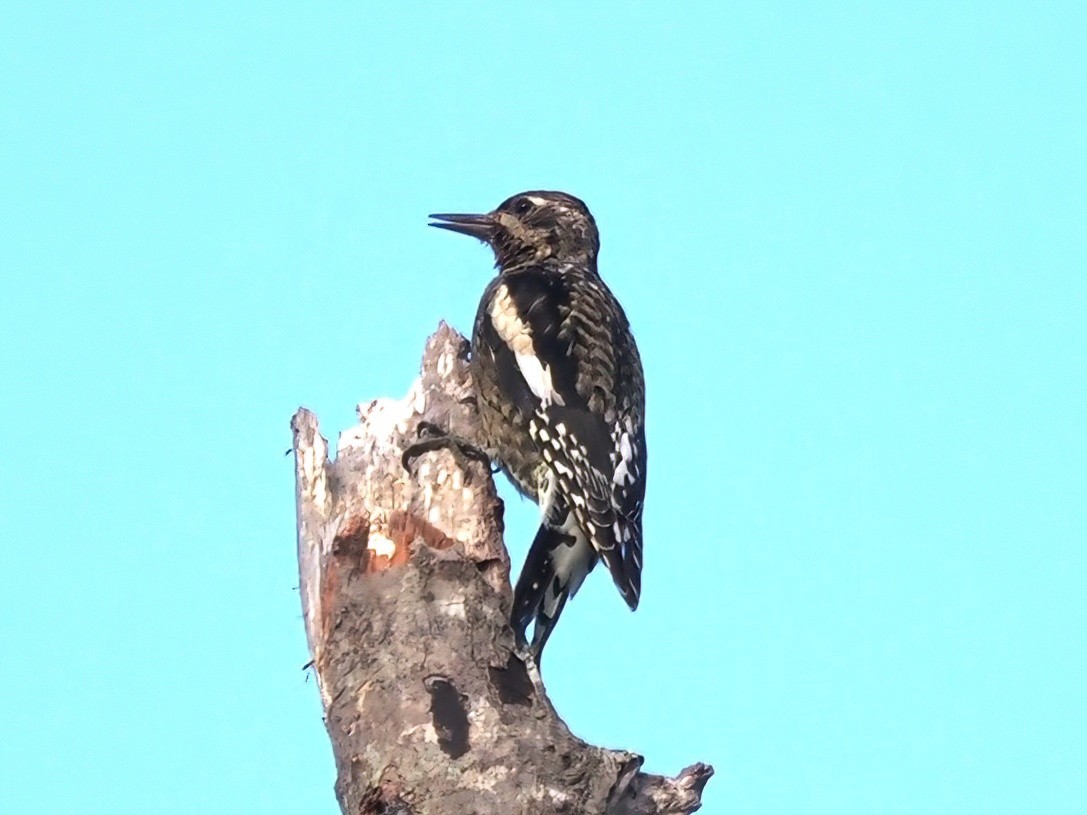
290,322,712,814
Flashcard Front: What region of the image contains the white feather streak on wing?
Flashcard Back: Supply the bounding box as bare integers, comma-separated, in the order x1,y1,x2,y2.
515,351,564,407
612,428,636,486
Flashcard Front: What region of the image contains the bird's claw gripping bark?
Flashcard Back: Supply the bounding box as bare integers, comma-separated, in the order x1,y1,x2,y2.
401,421,492,483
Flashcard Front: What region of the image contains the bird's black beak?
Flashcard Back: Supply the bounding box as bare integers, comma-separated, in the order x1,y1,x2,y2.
428,212,496,242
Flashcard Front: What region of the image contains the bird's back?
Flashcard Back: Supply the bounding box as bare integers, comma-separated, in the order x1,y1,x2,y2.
472,261,647,601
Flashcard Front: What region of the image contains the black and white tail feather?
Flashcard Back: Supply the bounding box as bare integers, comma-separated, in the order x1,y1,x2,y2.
511,496,597,659
511,473,644,661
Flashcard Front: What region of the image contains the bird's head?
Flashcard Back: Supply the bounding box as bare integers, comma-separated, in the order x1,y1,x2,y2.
430,191,600,272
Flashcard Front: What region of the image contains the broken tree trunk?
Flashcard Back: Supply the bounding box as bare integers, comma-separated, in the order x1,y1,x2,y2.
290,323,712,815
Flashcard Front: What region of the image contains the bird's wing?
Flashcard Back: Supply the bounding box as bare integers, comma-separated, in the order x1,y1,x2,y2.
476,267,646,608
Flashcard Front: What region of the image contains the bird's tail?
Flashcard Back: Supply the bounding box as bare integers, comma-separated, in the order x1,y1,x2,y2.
598,517,642,611
511,515,595,664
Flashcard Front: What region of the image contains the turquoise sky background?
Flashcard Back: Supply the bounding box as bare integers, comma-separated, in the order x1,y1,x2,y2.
2,3,1084,813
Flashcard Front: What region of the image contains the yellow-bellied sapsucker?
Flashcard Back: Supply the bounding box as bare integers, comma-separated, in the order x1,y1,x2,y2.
429,191,647,661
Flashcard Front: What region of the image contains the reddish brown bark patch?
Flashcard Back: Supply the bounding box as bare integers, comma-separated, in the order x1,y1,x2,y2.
389,509,455,553
321,514,371,647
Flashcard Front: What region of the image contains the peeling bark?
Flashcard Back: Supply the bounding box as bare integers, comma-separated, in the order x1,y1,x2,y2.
291,323,712,815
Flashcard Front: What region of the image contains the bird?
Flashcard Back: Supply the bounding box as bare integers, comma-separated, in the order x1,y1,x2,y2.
427,191,647,662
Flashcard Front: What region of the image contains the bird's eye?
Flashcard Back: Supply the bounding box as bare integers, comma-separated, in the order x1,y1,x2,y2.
514,198,532,215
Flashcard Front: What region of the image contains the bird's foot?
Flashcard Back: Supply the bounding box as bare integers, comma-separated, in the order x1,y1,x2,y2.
401,421,492,483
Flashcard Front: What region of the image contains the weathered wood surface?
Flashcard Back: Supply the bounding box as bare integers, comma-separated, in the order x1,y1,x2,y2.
291,322,712,814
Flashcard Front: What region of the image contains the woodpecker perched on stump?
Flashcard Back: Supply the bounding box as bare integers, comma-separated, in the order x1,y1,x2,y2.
426,191,647,662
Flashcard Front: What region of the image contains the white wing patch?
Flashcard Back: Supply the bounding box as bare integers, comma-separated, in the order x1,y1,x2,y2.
490,283,564,407
489,284,533,353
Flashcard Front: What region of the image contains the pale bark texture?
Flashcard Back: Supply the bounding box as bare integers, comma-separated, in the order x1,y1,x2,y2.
290,323,713,815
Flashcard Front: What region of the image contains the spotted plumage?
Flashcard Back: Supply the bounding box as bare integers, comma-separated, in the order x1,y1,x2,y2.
430,191,647,661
